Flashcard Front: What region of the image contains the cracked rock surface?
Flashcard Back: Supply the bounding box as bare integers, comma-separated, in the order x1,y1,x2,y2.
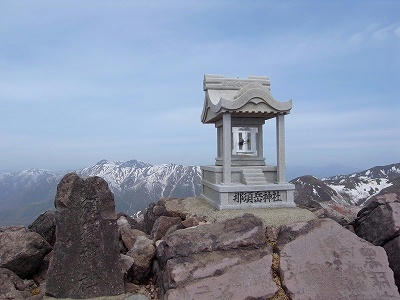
277,218,400,299
46,173,124,298
353,191,400,292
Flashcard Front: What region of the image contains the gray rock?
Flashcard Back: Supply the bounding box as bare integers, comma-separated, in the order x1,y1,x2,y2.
33,250,53,284
120,254,134,280
46,173,124,298
384,236,400,292
119,224,148,251
29,210,56,246
126,236,155,282
354,193,400,246
163,247,278,300
277,218,400,299
151,216,182,241
0,226,51,278
157,214,264,264
0,267,38,299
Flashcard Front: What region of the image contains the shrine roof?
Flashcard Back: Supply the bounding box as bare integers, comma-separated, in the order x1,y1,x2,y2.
201,75,292,123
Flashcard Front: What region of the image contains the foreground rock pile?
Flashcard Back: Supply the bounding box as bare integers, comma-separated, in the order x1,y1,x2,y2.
0,173,400,299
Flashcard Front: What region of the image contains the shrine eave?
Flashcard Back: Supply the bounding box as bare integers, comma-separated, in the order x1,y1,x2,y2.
201,75,292,124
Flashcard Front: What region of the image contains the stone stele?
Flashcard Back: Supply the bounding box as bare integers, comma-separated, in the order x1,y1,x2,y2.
46,173,124,298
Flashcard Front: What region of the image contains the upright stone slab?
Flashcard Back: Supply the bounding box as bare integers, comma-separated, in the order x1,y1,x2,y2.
46,173,124,298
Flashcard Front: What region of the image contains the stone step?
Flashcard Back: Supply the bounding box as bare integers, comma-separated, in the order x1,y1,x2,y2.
242,168,268,185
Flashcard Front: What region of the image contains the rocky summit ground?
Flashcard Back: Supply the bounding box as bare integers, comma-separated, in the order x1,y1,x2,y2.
1,173,400,299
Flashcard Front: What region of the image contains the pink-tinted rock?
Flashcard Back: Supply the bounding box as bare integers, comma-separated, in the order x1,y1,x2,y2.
126,236,156,281
151,216,182,241
384,236,400,292
181,215,206,228
120,225,148,250
0,226,51,278
157,214,264,264
163,247,278,300
0,268,38,299
144,198,187,234
277,218,400,299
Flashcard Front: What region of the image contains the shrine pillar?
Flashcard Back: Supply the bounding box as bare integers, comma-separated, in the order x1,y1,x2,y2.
276,114,286,183
222,112,231,184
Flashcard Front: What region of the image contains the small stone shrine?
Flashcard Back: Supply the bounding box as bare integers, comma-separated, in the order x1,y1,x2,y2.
200,75,295,209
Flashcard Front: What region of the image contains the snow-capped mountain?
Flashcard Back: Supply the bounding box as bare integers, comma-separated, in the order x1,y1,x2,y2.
323,163,400,205
0,160,399,225
0,159,201,226
78,159,201,214
291,163,400,206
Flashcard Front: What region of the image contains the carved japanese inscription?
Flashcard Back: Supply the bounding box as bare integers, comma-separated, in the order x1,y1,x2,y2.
233,191,281,204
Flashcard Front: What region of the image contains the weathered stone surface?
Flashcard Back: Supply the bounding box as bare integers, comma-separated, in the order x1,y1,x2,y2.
157,214,264,264
151,216,182,241
46,173,124,298
0,267,38,299
44,293,150,300
353,193,400,293
354,193,400,246
33,250,53,284
120,254,134,280
143,198,186,234
120,225,148,251
163,247,278,300
164,224,183,237
314,201,361,226
181,215,206,228
126,236,156,281
0,226,51,278
384,236,400,292
277,218,400,299
29,210,56,246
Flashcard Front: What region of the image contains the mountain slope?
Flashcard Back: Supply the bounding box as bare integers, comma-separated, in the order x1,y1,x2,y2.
0,160,398,226
323,163,400,205
290,175,348,207
0,160,201,226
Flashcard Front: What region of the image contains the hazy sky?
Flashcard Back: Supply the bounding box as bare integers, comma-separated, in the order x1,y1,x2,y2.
1,0,399,176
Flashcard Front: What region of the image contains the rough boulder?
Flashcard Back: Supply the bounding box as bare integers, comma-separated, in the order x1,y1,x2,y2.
353,190,400,292
45,173,124,298
28,210,56,246
276,218,400,299
0,226,51,278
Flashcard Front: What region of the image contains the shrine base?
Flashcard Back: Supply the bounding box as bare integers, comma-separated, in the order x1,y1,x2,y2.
201,181,296,210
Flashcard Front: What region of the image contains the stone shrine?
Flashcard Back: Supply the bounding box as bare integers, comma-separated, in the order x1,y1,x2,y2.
200,75,295,209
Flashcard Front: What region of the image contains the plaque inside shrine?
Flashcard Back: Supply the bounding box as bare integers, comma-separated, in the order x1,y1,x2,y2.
200,75,296,209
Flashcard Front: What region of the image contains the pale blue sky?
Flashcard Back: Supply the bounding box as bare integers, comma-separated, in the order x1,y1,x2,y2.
0,0,399,177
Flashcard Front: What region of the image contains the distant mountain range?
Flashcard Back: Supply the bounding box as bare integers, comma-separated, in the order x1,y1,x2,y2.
292,163,400,207
0,159,201,226
0,160,399,226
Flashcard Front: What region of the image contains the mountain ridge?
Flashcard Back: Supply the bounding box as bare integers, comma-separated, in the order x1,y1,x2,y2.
0,159,399,226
